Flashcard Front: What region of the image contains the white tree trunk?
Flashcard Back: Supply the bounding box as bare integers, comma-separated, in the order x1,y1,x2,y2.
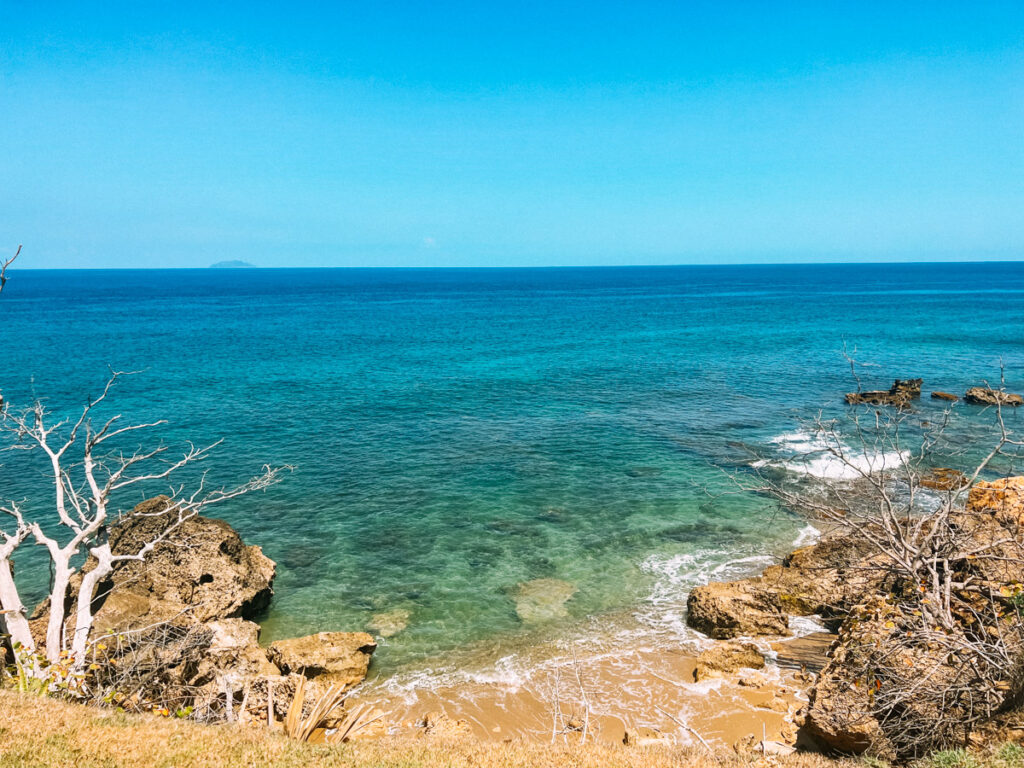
0,557,34,652
70,548,113,667
44,563,73,663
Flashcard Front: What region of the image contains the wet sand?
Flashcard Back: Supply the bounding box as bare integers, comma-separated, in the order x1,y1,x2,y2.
351,627,836,749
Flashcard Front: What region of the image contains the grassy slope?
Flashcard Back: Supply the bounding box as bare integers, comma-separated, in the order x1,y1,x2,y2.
0,690,852,768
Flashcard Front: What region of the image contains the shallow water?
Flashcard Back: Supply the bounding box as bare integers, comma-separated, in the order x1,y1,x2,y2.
2,263,1022,676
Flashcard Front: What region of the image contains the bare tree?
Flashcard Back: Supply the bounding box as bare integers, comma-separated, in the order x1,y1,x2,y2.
0,370,285,675
743,367,1024,756
0,244,19,296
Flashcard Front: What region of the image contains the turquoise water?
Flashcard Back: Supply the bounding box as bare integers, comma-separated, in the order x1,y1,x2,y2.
2,263,1023,673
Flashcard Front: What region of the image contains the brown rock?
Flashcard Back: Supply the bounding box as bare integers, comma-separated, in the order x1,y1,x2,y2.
267,631,376,689
31,497,276,645
203,619,279,679
931,391,959,402
920,467,969,491
968,477,1024,526
687,579,789,639
964,386,1023,407
421,710,473,738
845,379,922,407
694,641,765,681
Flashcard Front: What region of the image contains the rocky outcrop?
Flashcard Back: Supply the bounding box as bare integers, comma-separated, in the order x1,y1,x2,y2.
931,391,959,402
800,477,1024,757
802,599,894,756
267,632,377,689
964,386,1023,407
845,379,922,407
31,497,276,647
687,579,789,639
693,641,764,681
686,532,881,639
61,497,276,635
967,476,1024,526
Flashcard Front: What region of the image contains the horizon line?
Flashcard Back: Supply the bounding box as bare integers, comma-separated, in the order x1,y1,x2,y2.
8,258,1024,272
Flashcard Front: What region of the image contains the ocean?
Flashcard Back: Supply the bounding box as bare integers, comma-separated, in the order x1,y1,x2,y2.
3,262,1023,682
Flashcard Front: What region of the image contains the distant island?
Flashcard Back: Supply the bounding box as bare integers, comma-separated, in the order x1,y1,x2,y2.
209,260,256,268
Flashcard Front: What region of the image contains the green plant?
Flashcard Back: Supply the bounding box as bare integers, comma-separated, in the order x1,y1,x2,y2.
924,749,979,768
997,743,1024,768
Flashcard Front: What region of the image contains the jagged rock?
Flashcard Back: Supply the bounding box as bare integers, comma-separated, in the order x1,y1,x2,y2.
968,476,1024,527
801,600,896,756
31,497,275,647
203,619,279,680
931,391,959,402
267,631,376,689
693,641,764,681
514,578,577,623
802,478,1024,758
964,387,1023,407
687,579,789,639
845,379,922,407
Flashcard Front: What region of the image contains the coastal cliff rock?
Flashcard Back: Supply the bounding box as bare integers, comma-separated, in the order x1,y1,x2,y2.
801,477,1024,757
964,386,1024,407
686,533,881,639
802,599,894,757
693,641,765,681
267,631,377,689
31,496,276,644
686,579,789,639
845,379,922,407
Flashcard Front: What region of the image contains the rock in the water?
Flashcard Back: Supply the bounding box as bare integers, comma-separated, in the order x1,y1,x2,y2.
920,467,969,491
367,609,410,638
693,641,765,681
964,386,1023,407
514,578,577,623
686,579,789,639
845,379,922,407
267,631,376,689
931,391,959,402
98,497,274,629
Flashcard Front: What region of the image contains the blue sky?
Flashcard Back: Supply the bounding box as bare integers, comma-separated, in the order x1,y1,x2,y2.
2,2,1023,268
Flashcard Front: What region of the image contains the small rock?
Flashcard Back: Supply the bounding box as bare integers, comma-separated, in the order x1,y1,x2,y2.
920,467,969,491
267,632,377,689
739,673,768,688
421,710,472,738
514,578,577,623
367,609,410,638
964,386,1023,407
694,642,765,681
931,391,959,402
687,579,790,639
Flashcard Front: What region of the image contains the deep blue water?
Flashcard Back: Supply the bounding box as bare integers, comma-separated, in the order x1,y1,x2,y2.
2,263,1023,672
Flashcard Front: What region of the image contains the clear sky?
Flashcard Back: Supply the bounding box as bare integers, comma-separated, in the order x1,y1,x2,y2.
2,2,1023,268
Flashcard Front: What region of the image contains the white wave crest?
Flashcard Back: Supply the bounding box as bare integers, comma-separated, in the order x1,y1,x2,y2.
763,428,908,480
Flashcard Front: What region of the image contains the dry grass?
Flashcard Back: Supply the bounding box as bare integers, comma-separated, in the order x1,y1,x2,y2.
0,690,852,768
